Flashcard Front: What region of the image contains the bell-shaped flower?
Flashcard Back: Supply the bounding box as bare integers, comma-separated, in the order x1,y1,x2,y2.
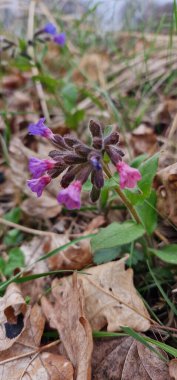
43,22,56,35
53,33,66,46
57,180,82,210
28,118,53,139
27,175,51,197
116,161,142,189
29,157,56,178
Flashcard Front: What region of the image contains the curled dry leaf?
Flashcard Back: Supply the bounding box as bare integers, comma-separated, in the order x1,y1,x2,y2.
92,336,169,380
41,273,93,380
21,194,62,219
47,216,105,271
57,257,150,332
0,303,74,380
154,162,177,226
169,358,177,379
131,123,157,155
0,284,28,351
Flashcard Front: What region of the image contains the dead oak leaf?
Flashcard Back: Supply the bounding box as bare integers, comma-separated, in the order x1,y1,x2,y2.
169,358,177,379
92,336,170,380
0,284,28,351
47,216,105,271
0,303,74,380
57,258,151,332
41,273,93,380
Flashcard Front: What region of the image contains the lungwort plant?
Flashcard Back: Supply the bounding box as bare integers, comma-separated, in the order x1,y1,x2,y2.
26,117,159,265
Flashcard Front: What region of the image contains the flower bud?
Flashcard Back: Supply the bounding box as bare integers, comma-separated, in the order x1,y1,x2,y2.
90,186,100,202
104,131,119,146
89,119,103,150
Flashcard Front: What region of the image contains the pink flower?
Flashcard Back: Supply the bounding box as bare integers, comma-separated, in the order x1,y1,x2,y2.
27,175,51,197
57,180,82,209
28,118,53,139
116,161,142,189
29,157,56,178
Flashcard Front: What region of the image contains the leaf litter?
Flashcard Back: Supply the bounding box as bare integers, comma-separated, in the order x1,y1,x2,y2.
1,4,177,379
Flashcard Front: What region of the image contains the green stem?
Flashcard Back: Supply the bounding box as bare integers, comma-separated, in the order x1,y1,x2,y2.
103,164,141,224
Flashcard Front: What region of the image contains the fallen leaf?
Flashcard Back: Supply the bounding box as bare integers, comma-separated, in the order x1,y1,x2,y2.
154,162,177,226
0,303,74,380
21,194,61,218
169,358,177,379
131,123,157,155
0,284,28,350
57,257,151,332
47,216,104,270
92,336,169,379
41,272,93,380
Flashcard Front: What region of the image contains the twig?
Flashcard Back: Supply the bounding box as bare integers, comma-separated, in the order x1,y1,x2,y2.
27,0,50,123
0,339,60,366
0,217,59,237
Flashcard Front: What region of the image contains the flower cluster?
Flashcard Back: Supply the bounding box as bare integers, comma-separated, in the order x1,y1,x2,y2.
35,22,66,46
27,118,141,209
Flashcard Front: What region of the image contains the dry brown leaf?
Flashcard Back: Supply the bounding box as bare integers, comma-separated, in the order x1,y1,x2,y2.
47,216,104,270
92,337,169,379
73,52,109,84
57,258,150,332
21,194,61,218
41,273,93,380
131,123,157,155
169,358,177,379
154,162,177,226
0,284,28,351
0,303,74,380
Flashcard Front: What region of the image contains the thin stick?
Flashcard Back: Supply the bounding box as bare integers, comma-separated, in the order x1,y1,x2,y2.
0,217,59,237
103,164,141,224
27,0,50,123
0,339,60,366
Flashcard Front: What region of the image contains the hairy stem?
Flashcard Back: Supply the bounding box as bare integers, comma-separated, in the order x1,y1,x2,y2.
103,164,141,224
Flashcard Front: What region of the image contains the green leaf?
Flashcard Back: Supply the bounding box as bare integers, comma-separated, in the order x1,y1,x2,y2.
18,39,27,52
33,75,59,92
3,229,24,246
94,246,122,264
4,207,21,223
131,153,148,168
124,153,159,205
0,258,5,273
136,190,157,234
62,83,78,109
65,109,85,129
91,221,145,252
149,245,177,264
13,56,31,71
4,248,25,276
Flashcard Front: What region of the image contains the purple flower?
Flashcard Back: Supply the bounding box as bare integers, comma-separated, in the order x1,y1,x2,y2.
28,118,53,139
116,161,142,189
27,175,51,197
90,156,102,170
57,180,82,209
53,33,66,46
29,157,56,178
43,22,57,35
